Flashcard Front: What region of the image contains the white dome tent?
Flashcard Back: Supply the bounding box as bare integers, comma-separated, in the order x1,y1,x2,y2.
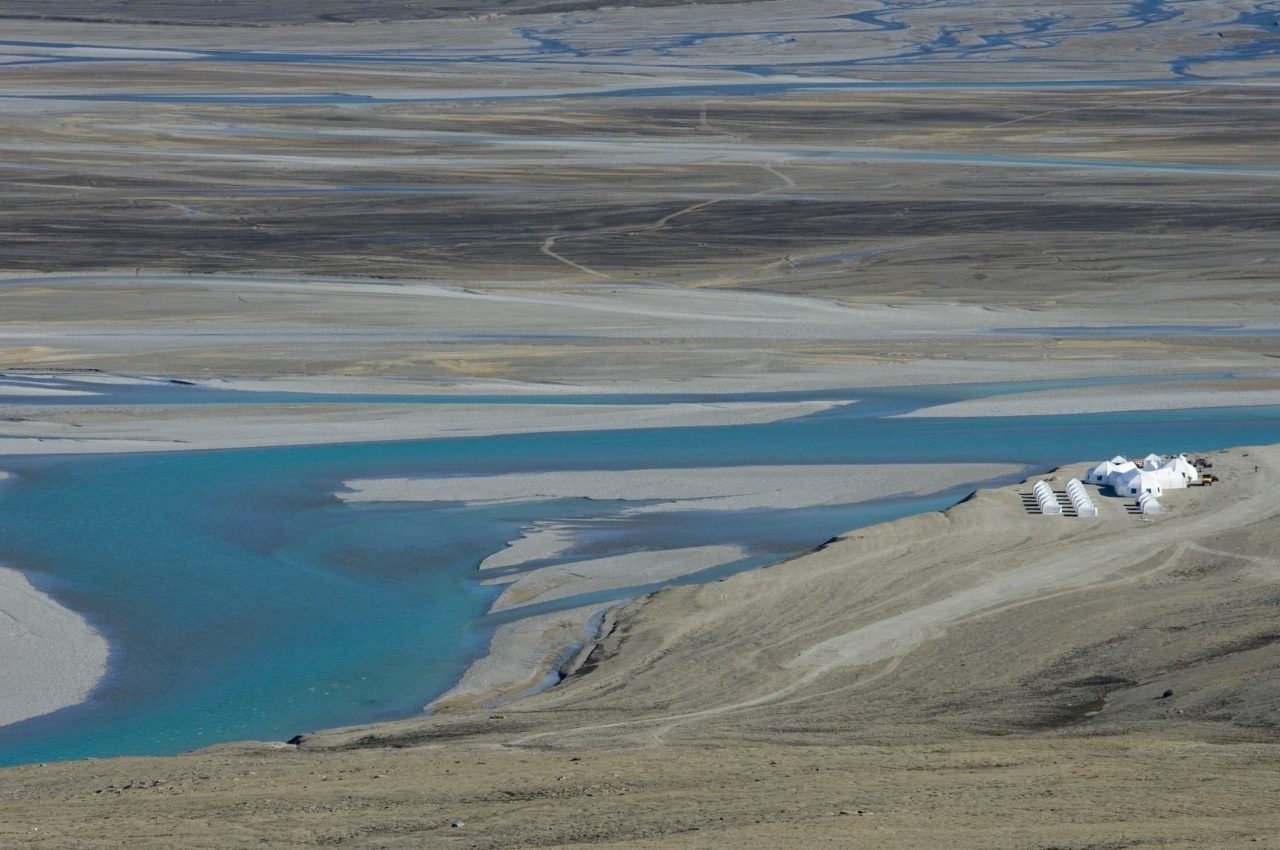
1086,456,1136,487
1113,468,1163,498
1085,459,1120,485
1159,455,1200,487
1075,451,1204,518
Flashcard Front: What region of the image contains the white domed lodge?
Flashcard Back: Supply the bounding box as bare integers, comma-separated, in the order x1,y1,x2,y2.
1083,453,1201,512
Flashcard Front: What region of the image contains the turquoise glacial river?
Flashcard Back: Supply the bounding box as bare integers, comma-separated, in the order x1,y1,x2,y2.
0,381,1277,766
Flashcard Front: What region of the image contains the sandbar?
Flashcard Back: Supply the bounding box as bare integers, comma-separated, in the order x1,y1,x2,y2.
0,565,109,729
0,399,843,455
341,463,1023,512
0,385,96,397
901,381,1280,418
478,522,578,571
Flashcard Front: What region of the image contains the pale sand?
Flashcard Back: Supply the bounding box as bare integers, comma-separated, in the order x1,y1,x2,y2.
0,400,843,455
0,565,109,728
341,463,1023,512
191,375,586,397
901,382,1280,418
33,374,173,387
478,522,578,571
0,385,96,397
483,545,748,613
427,601,626,713
0,45,202,60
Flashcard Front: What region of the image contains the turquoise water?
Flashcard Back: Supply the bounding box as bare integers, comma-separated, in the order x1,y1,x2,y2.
0,389,1277,766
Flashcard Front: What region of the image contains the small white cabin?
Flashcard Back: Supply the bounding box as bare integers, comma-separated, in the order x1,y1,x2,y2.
1085,460,1118,485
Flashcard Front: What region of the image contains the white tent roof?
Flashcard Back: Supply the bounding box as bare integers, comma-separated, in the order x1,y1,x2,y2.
1112,468,1140,485
1086,460,1117,478
1155,456,1199,487
1117,469,1163,495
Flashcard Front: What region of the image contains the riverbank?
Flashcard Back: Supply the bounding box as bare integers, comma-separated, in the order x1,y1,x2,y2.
3,443,1276,847
901,380,1280,418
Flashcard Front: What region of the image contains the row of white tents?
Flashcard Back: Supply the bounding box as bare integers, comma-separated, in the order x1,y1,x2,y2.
1033,477,1099,517
1032,480,1062,515
1085,453,1200,499
1064,478,1098,517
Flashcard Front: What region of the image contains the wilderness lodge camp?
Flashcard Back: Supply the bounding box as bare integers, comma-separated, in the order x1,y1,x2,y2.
1086,453,1201,496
